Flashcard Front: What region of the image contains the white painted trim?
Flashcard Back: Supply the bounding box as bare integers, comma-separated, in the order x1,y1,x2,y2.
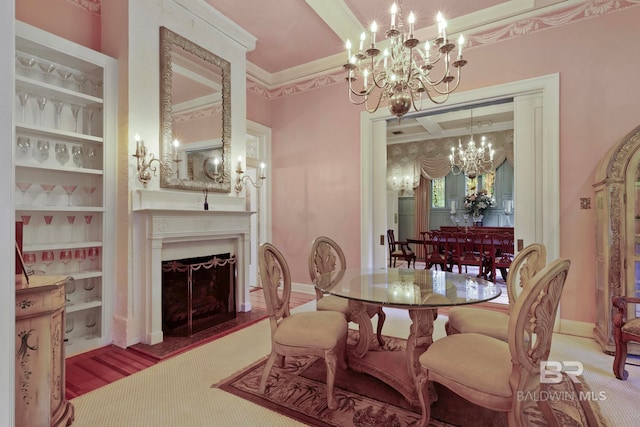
360,73,560,283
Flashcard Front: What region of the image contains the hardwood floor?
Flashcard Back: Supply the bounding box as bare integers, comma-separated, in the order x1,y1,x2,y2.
65,288,315,400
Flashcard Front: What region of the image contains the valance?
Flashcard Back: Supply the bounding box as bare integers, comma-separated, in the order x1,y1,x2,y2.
412,144,514,187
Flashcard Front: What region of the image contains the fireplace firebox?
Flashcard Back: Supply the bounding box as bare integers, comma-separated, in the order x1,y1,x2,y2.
162,253,236,336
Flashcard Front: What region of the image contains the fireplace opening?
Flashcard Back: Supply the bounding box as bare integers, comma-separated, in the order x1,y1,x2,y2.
162,253,236,337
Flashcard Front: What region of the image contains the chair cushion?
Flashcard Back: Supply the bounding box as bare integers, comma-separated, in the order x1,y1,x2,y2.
316,295,350,317
275,311,347,349
622,318,640,337
419,333,512,398
392,250,413,256
447,307,510,341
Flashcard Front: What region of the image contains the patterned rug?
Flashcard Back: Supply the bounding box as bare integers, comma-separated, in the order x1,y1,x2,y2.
214,332,606,427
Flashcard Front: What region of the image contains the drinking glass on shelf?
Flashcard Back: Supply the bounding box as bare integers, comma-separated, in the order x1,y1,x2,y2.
72,146,83,168
73,73,87,92
85,106,95,135
43,214,54,243
60,249,73,268
55,142,70,166
36,96,47,126
83,185,96,205
85,312,97,340
87,246,99,269
40,183,56,205
74,248,86,272
84,215,93,240
64,317,74,346
16,182,32,204
20,215,31,226
52,99,64,129
42,250,55,273
65,277,76,305
66,215,76,242
16,136,31,159
62,185,77,206
37,61,56,80
35,139,50,163
90,76,104,97
16,53,36,74
85,146,96,169
16,92,29,123
56,68,73,87
70,104,81,133
83,279,96,301
23,253,36,274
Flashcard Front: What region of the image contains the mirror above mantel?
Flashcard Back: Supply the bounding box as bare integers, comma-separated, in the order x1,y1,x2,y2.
159,26,232,192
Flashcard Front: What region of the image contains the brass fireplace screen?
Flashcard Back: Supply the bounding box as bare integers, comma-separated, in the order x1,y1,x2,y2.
162,253,237,337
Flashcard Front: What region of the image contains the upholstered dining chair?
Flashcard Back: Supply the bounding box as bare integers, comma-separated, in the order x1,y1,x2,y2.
387,229,416,268
416,258,571,427
309,236,386,347
258,242,348,409
612,295,640,380
444,243,546,341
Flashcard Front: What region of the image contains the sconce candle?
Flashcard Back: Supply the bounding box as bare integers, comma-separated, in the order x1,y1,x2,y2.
236,156,243,173
213,157,220,175
260,162,266,179
450,200,457,214
135,134,141,157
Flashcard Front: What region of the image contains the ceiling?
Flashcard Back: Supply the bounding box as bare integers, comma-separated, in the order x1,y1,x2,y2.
203,0,561,142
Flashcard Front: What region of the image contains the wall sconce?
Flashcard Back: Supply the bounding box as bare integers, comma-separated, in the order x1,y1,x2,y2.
392,175,410,194
133,134,179,185
235,156,266,194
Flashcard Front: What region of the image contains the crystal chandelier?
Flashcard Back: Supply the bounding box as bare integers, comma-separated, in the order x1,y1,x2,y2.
344,2,467,119
449,110,494,179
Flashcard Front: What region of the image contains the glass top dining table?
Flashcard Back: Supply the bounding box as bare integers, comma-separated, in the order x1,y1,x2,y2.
315,267,502,310
314,267,501,408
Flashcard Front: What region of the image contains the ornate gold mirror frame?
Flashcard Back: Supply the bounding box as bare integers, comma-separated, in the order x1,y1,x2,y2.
159,26,231,192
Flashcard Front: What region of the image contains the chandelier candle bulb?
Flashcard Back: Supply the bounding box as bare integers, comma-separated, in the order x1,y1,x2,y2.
458,35,464,59
391,3,397,29
359,32,365,51
371,21,377,47
408,12,415,38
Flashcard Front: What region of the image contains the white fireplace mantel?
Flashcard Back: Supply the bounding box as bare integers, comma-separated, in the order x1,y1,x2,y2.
132,190,254,345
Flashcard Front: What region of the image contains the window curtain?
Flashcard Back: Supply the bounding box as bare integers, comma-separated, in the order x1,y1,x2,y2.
410,144,514,260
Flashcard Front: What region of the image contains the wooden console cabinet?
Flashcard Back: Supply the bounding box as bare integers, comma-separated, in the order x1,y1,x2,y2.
16,275,74,426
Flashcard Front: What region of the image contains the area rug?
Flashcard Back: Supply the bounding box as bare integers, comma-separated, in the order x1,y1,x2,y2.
214,331,606,427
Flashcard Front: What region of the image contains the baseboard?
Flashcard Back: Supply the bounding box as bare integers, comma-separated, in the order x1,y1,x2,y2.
557,319,594,339
292,282,315,295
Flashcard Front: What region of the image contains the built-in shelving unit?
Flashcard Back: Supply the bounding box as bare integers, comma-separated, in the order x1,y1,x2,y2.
14,21,116,356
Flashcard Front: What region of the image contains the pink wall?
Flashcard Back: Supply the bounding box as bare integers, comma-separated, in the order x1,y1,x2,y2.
268,83,362,282
268,7,640,324
16,0,101,51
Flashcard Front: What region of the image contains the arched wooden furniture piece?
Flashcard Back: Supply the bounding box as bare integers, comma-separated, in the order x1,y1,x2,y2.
258,242,348,409
612,295,640,380
309,236,386,347
445,243,547,341
387,229,416,268
417,258,570,427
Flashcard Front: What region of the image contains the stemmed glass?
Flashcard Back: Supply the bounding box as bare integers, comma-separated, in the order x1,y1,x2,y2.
40,183,56,205
43,214,54,242
16,92,29,123
83,279,96,301
52,99,64,129
55,142,70,166
64,276,75,304
72,146,83,168
83,185,96,205
35,139,50,163
84,215,93,240
62,185,77,206
23,253,36,274
56,68,73,87
70,104,81,133
85,106,95,135
16,53,36,75
42,250,55,273
90,76,103,97
20,215,31,242
36,96,47,126
64,317,74,345
85,146,96,169
37,61,56,80
85,312,97,340
87,247,99,269
16,182,32,204
16,136,31,160
74,249,86,273
73,73,87,92
66,216,76,242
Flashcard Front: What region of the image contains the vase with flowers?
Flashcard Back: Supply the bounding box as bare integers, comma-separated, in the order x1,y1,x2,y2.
463,190,495,225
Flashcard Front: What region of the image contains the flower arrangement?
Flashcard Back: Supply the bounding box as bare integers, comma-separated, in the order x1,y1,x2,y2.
464,190,495,217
